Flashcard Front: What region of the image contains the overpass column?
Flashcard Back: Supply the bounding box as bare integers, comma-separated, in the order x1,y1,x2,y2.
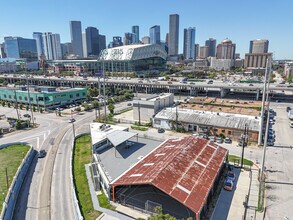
220,88,229,98
256,89,260,100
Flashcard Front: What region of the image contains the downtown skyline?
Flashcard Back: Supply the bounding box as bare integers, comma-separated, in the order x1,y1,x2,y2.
0,0,292,59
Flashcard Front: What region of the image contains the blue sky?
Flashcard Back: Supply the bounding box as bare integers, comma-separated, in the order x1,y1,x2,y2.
0,0,292,59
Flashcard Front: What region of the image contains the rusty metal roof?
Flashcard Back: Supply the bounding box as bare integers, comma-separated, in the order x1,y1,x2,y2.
111,136,228,214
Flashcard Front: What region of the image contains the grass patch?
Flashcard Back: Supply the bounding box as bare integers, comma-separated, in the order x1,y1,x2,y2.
228,155,253,166
97,192,115,211
73,135,101,220
0,144,30,211
131,125,148,131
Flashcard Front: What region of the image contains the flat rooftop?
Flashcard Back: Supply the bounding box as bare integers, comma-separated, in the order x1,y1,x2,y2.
90,123,129,146
96,136,162,182
134,93,173,101
155,107,259,132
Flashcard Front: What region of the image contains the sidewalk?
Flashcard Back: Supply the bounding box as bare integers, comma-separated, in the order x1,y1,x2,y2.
245,166,264,220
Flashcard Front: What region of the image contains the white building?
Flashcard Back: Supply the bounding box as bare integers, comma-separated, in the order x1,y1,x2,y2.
132,93,174,122
210,57,233,70
42,32,62,60
284,62,293,78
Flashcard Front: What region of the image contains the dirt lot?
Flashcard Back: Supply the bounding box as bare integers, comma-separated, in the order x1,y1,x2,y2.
181,97,261,116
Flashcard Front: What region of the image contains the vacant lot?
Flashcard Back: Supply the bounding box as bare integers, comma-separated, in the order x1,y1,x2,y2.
0,144,30,210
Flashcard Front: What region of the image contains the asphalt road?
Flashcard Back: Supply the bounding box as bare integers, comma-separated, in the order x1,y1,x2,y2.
0,107,95,220
264,102,293,219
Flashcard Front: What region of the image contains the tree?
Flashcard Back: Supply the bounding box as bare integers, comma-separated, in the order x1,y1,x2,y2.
108,103,115,114
92,100,100,120
288,75,293,83
148,207,176,220
15,120,22,130
2,101,5,107
7,102,11,108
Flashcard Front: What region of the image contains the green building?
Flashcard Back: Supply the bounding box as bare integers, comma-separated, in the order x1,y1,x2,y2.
0,86,87,108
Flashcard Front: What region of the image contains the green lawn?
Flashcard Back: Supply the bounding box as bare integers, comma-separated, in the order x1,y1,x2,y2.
228,155,253,166
97,192,115,211
73,135,101,220
0,144,30,211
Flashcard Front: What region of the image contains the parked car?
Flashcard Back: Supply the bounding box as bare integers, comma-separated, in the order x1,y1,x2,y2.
227,171,236,182
224,137,232,144
23,114,31,118
267,141,274,146
158,128,165,133
287,107,291,112
208,136,215,142
238,141,247,147
38,150,46,158
207,80,213,84
223,179,234,191
216,137,223,144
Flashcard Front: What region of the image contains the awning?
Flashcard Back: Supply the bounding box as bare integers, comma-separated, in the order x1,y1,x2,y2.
106,130,137,147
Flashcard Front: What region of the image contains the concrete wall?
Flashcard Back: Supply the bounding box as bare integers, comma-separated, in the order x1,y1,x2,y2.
0,145,36,220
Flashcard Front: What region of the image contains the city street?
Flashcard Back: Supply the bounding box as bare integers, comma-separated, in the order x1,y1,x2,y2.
264,102,293,219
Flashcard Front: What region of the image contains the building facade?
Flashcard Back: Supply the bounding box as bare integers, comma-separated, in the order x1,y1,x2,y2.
149,25,161,45
205,38,217,57
124,32,134,45
42,32,62,60
284,62,293,77
199,46,209,59
210,57,234,70
183,27,196,60
131,26,139,44
216,38,236,60
0,86,87,108
4,37,38,62
132,93,174,122
244,53,272,68
249,39,269,53
33,32,44,59
70,21,83,57
168,14,179,56
141,36,150,44
85,27,100,57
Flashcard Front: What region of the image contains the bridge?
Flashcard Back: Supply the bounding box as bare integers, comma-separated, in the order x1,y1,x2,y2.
1,75,293,100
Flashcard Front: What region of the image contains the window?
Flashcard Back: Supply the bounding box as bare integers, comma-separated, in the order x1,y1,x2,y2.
8,95,12,99
214,128,218,132
30,98,33,101
82,92,86,96
19,96,22,100
24,97,28,101
76,93,80,97
222,130,225,133
4,95,7,98
228,131,232,135
70,95,73,98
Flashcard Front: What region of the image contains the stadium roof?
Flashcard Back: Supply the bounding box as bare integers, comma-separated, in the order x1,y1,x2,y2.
99,44,167,61
111,136,228,215
155,108,259,132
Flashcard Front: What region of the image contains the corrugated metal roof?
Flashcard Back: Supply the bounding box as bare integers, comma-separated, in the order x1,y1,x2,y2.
111,136,228,214
155,108,259,131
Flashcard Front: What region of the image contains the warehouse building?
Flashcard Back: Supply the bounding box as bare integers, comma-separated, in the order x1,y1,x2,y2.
153,108,259,142
111,136,228,219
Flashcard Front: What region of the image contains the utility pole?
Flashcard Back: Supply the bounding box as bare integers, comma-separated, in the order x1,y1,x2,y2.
25,64,35,127
98,75,101,121
175,106,178,131
241,123,248,168
14,90,20,120
102,61,107,122
258,59,270,145
138,102,141,125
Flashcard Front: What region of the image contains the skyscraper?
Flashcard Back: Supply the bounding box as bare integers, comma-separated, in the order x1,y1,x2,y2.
216,38,236,60
99,35,106,53
249,39,269,53
199,46,209,59
112,37,123,48
0,44,6,58
85,27,99,57
132,26,139,44
4,37,38,62
149,25,160,44
33,32,44,59
82,33,87,58
183,27,196,60
124,32,134,45
70,21,83,57
168,14,179,56
42,32,62,60
205,38,217,57
61,43,73,58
